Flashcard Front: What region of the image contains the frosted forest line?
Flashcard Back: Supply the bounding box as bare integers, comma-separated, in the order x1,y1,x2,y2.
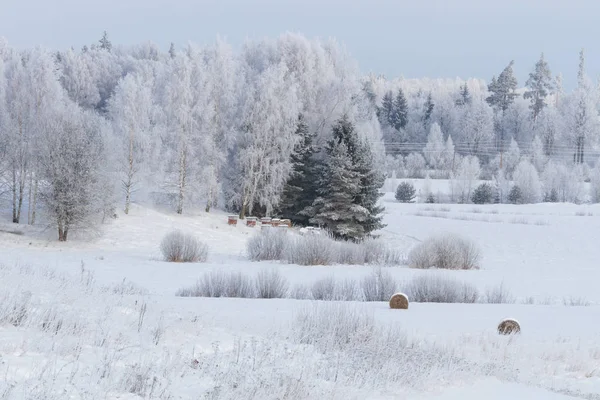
1,32,600,241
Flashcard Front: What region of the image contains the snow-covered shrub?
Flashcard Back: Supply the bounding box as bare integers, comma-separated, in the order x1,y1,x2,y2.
405,274,479,303
449,155,480,203
404,153,426,178
337,241,368,265
247,228,289,261
360,268,398,301
408,233,481,270
294,304,377,352
255,269,289,298
395,182,416,202
286,233,336,265
310,276,336,301
311,277,361,301
160,230,208,262
362,238,406,266
176,271,255,298
471,183,494,204
483,282,515,304
508,185,523,204
513,160,542,203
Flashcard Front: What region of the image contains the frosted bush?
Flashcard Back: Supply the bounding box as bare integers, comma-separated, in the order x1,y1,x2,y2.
361,268,398,301
483,282,515,304
255,269,289,298
160,230,208,262
286,233,336,265
405,274,479,303
176,271,255,298
247,228,289,261
408,233,481,270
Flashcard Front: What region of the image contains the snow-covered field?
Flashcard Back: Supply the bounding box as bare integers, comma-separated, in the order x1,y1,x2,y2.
1,192,600,399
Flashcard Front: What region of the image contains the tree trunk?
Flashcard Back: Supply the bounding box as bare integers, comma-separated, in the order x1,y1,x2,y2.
58,222,68,242
124,128,135,215
27,173,33,224
16,176,24,223
31,178,38,225
12,168,17,223
239,203,247,220
177,146,187,215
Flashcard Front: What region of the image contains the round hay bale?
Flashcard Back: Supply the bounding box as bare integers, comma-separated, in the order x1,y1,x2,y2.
389,293,409,309
497,318,521,335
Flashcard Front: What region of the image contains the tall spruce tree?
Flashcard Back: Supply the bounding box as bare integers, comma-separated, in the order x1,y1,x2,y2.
278,114,318,226
391,88,408,130
354,140,386,234
486,60,518,114
310,139,365,241
456,83,471,106
524,53,554,122
423,92,434,128
99,31,112,52
378,90,394,127
310,115,385,240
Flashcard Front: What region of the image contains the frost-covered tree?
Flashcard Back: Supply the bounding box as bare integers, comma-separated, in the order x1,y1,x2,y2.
458,99,494,155
542,161,583,203
533,108,560,156
38,105,110,241
455,82,471,106
589,162,600,203
513,160,542,203
444,135,456,174
378,90,394,127
278,114,319,226
423,123,445,170
108,72,154,214
158,52,197,214
310,140,365,241
562,51,598,164
354,139,385,235
405,152,426,178
530,135,547,172
392,88,408,130
524,53,554,122
504,138,521,177
202,37,238,212
99,31,112,52
450,155,480,203
2,48,64,224
422,92,434,129
233,62,300,218
486,61,518,114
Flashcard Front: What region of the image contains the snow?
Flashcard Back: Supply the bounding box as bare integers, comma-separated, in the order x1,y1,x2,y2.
1,197,600,398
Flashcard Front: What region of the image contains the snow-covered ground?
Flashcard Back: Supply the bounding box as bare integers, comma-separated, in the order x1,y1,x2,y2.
1,194,600,399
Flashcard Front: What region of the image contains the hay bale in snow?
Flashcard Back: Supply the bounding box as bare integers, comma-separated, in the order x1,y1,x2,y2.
389,293,409,309
497,318,520,335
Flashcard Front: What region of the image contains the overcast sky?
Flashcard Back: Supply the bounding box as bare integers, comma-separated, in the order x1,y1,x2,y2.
1,0,598,89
